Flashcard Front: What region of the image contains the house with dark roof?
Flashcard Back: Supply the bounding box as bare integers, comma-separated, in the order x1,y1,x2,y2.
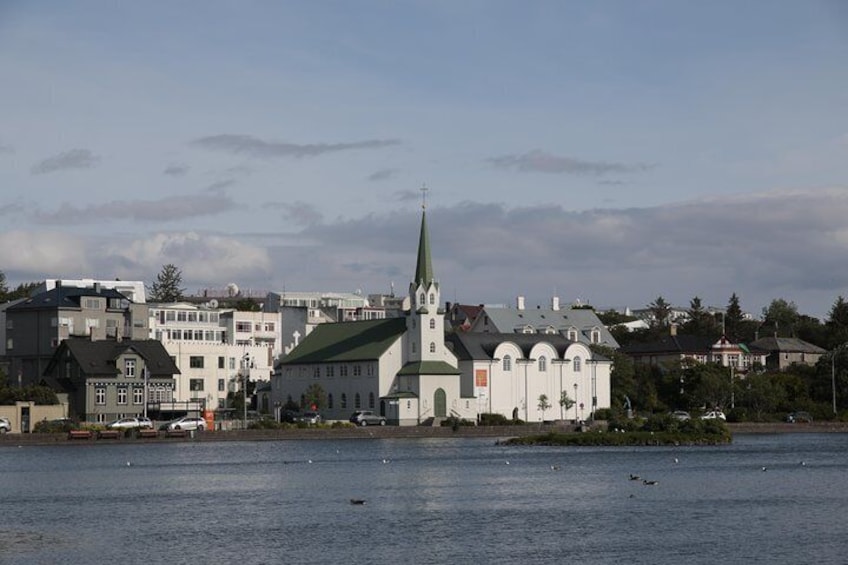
42,338,179,423
749,337,826,371
467,296,620,349
622,329,768,370
276,208,471,426
4,281,148,387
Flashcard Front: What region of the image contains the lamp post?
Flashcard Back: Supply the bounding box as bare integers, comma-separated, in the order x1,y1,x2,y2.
142,367,149,419
553,358,571,421
242,353,251,429
587,358,598,421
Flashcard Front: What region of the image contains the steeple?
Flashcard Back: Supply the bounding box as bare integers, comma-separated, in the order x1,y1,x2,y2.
414,210,434,286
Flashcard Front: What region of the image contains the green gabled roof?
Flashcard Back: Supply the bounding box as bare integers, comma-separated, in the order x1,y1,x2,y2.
397,360,460,376
281,318,407,365
382,391,419,399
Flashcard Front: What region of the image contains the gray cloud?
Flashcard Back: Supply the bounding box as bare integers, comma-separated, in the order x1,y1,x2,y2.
191,134,401,159
31,148,100,174
33,192,238,225
164,163,189,176
392,189,420,203
598,179,625,186
368,168,399,182
264,201,324,227
488,149,655,176
0,143,13,154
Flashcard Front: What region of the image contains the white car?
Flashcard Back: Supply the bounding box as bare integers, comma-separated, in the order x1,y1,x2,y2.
701,410,727,421
0,417,10,433
106,417,150,430
164,416,206,431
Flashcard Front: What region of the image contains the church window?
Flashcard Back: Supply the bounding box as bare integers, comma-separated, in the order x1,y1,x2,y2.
538,356,547,372
573,357,582,372
341,393,347,409
355,393,361,409
419,293,425,305
503,355,512,371
429,342,436,353
369,392,375,408
429,319,435,330
328,394,334,409
412,342,416,354
429,293,435,305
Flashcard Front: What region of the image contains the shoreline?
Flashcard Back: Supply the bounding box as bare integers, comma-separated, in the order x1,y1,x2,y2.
1,421,846,447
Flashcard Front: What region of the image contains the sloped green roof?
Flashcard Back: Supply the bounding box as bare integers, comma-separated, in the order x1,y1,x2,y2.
397,360,460,375
414,210,434,285
281,318,407,364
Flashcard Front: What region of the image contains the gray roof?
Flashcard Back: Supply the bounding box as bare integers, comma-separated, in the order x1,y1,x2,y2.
9,285,132,311
749,337,826,354
44,338,180,378
446,332,606,362
474,306,619,348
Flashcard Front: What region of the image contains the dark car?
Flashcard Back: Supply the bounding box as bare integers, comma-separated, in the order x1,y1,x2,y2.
349,410,386,426
786,411,813,423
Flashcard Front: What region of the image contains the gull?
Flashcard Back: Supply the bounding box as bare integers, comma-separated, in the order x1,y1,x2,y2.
550,465,561,471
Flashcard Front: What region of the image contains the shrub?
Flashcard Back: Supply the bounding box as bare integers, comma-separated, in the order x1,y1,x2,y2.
479,413,511,426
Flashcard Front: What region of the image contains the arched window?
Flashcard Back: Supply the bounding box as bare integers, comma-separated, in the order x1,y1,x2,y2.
412,341,416,353
369,392,375,408
327,393,334,409
429,293,435,305
591,327,601,343
538,356,547,372
341,393,347,409
355,392,361,409
573,357,582,372
503,355,512,371
429,342,435,353
568,328,578,341
429,319,436,329
419,293,425,305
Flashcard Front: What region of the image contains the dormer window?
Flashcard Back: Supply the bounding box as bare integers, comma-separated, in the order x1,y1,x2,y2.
591,327,601,344
567,327,578,341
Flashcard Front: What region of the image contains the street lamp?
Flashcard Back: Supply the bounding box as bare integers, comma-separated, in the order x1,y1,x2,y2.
242,353,251,429
586,358,598,421
552,358,571,421
573,383,578,422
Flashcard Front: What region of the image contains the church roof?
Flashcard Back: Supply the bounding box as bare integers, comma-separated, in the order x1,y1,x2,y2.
414,210,435,286
280,317,407,364
446,332,587,361
475,305,620,348
397,360,460,375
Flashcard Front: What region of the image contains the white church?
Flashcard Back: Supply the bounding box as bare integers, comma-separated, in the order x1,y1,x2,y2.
275,207,611,425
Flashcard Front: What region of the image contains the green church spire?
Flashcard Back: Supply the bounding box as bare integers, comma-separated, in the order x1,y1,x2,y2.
414,209,434,286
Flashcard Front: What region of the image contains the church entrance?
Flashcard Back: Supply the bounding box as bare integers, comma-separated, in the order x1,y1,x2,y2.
434,388,446,418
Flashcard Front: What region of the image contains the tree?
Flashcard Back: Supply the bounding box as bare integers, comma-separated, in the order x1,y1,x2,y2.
303,383,327,410
559,390,575,420
148,264,185,302
537,394,551,421
648,296,672,328
0,270,7,302
725,293,744,340
682,296,720,337
762,298,800,338
826,296,848,349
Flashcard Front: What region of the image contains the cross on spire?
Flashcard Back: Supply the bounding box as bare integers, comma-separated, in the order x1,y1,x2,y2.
420,184,428,210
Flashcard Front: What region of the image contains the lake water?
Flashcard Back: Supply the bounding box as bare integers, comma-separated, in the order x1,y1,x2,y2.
1,433,846,565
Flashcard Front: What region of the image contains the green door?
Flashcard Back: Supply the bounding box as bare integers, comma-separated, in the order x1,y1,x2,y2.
434,388,447,418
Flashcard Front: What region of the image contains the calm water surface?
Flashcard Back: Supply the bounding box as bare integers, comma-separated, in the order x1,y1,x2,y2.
1,433,846,565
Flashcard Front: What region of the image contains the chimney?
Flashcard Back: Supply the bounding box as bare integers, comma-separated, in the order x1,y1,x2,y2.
551,296,560,311
516,296,525,310
670,323,678,336
94,282,101,293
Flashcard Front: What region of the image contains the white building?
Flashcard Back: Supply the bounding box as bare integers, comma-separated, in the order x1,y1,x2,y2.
148,302,281,412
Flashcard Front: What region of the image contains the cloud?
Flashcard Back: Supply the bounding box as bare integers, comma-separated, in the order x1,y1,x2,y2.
190,134,401,159
0,230,91,277
164,163,189,176
487,149,655,176
33,192,238,225
368,168,399,182
598,180,625,186
0,143,13,154
31,149,100,174
392,189,420,203
264,201,323,227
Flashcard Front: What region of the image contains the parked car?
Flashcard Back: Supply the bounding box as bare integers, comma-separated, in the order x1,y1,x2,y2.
786,411,813,423
162,416,206,431
671,410,691,421
107,417,147,430
296,411,322,425
700,410,727,421
349,410,386,426
279,409,300,423
0,417,10,433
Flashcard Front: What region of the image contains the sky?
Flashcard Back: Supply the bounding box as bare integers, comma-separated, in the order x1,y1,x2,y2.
1,1,848,319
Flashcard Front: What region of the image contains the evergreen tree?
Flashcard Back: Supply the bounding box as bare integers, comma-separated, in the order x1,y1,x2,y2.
826,296,848,349
148,264,185,302
682,296,719,337
762,298,800,338
725,293,744,340
647,296,672,328
0,270,7,302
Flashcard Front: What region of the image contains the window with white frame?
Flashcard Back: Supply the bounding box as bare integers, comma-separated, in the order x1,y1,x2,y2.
117,387,127,405
429,293,435,305
125,359,136,378
591,328,601,343
95,387,106,405
355,393,361,409
503,355,512,371
429,342,436,353
429,319,435,329
573,357,582,372
538,356,547,371
133,387,143,405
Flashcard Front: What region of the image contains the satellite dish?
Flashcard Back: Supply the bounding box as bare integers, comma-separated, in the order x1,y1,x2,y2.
227,283,239,297
209,299,219,308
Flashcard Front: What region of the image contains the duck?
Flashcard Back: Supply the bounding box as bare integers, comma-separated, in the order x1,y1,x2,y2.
629,474,641,481
642,479,658,486
350,499,367,505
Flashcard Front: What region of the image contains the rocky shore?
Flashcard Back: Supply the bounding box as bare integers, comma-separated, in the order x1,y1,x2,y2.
1,421,846,447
